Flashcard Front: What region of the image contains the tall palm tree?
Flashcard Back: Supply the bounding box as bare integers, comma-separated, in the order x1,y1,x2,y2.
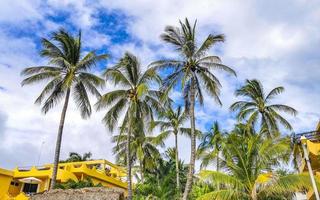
151,105,188,193
197,124,313,200
64,152,92,162
197,121,225,172
21,29,108,189
95,52,162,200
150,18,236,199
230,79,297,137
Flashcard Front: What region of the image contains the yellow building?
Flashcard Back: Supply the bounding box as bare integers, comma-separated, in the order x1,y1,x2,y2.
294,121,320,200
0,160,127,199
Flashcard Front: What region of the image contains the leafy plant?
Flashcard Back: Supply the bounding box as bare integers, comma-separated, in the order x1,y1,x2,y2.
55,178,102,189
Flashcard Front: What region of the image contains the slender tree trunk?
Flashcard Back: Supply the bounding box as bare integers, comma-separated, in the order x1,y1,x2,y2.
251,184,257,200
174,132,180,194
216,155,219,172
127,130,133,200
182,79,196,200
50,89,70,189
216,155,220,190
140,159,144,183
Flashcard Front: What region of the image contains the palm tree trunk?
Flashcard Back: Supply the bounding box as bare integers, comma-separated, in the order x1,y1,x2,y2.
127,130,133,200
251,184,257,200
140,159,144,183
50,89,71,189
216,155,219,172
182,79,196,200
174,132,180,193
216,155,220,190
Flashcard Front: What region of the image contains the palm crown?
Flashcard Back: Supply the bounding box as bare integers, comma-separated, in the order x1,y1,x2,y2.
64,152,92,162
21,29,107,118
96,52,163,132
112,130,166,178
230,79,297,135
153,105,189,136
150,18,236,107
197,121,226,170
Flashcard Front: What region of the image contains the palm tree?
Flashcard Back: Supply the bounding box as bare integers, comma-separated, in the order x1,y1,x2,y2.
150,18,236,199
197,124,312,200
112,128,168,183
95,52,162,199
197,121,225,172
230,79,297,136
21,29,108,189
64,152,92,162
151,105,188,193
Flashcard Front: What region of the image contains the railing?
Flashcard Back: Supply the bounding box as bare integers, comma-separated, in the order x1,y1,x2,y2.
292,130,320,144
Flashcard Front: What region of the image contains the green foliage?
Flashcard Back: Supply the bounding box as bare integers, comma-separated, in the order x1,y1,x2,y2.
54,178,102,189
189,181,215,200
112,130,164,178
60,152,92,163
197,121,226,170
133,148,188,200
196,124,312,200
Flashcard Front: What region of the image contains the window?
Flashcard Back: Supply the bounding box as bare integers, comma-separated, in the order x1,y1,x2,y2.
22,183,38,194
10,181,19,186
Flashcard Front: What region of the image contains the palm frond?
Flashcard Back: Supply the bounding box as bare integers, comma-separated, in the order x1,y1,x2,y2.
73,81,91,119
194,34,225,59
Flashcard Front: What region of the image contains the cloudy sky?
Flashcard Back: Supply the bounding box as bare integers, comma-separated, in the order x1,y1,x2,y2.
0,0,319,169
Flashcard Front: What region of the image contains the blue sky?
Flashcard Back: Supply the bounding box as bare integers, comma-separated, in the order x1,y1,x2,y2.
0,0,320,169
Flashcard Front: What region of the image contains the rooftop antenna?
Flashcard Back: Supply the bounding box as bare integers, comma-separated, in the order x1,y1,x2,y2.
37,139,46,166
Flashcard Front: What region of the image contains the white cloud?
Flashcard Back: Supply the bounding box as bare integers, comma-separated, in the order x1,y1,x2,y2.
0,0,43,24
0,0,320,170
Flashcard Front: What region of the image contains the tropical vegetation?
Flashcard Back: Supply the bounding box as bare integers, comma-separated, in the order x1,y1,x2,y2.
197,124,311,200
61,152,92,162
21,18,314,200
55,177,102,189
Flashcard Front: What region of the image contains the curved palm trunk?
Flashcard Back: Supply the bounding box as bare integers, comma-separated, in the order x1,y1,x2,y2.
127,131,133,200
50,89,70,189
174,132,180,194
182,79,196,200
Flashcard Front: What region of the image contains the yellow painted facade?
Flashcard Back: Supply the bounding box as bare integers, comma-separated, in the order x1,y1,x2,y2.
0,160,127,199
298,122,320,200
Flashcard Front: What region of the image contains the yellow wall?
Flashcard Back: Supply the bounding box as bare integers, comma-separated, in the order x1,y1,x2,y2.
0,168,13,199
1,160,127,199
